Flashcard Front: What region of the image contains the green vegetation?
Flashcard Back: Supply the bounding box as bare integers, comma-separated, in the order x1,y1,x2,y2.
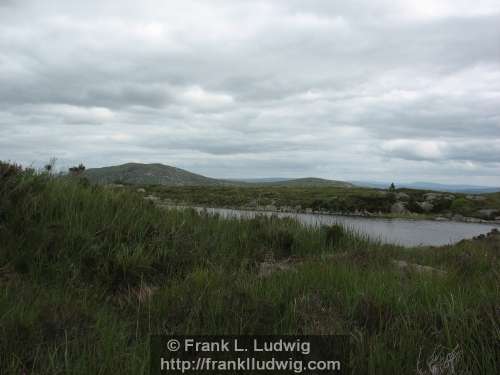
1,162,499,374
145,185,500,220
82,162,500,220
148,185,394,211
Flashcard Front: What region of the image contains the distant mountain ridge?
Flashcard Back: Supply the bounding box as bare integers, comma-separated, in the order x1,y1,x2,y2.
352,180,500,194
261,177,353,188
83,163,223,186
227,177,352,187
226,177,291,183
83,163,353,187
81,164,498,192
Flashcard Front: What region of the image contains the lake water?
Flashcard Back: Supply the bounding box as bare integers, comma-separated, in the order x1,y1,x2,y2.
187,207,499,247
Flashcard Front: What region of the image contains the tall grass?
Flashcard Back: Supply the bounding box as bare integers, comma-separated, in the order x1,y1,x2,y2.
0,165,498,374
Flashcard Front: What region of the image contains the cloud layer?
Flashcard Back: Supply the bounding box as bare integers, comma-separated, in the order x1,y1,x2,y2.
1,0,499,184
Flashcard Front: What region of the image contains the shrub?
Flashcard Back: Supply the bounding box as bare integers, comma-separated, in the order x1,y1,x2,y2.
450,198,473,215
0,161,23,179
68,163,86,176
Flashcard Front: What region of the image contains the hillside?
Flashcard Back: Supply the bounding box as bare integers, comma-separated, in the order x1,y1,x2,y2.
83,163,223,186
83,163,354,188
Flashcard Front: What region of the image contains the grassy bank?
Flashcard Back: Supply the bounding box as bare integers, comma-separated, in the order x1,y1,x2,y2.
1,164,499,374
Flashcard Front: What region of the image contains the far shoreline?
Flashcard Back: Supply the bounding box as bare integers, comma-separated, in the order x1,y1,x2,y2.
150,199,500,226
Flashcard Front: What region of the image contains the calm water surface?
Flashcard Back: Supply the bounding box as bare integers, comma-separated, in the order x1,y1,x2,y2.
186,207,499,247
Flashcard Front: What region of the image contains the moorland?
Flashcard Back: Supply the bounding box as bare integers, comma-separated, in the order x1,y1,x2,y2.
1,162,499,374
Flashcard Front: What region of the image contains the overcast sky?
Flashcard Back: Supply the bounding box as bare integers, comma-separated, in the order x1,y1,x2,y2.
1,0,499,185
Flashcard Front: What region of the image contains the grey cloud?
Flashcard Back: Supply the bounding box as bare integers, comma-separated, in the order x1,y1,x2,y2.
1,0,499,184
380,139,500,163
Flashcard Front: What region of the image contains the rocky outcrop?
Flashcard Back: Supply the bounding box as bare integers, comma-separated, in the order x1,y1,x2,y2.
423,193,454,201
417,201,434,212
463,217,482,223
472,228,500,243
419,202,431,212
258,258,297,278
392,260,447,277
477,209,499,218
423,193,441,201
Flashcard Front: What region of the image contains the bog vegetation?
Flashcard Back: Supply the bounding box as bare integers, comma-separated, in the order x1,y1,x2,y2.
146,184,500,220
0,162,498,374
